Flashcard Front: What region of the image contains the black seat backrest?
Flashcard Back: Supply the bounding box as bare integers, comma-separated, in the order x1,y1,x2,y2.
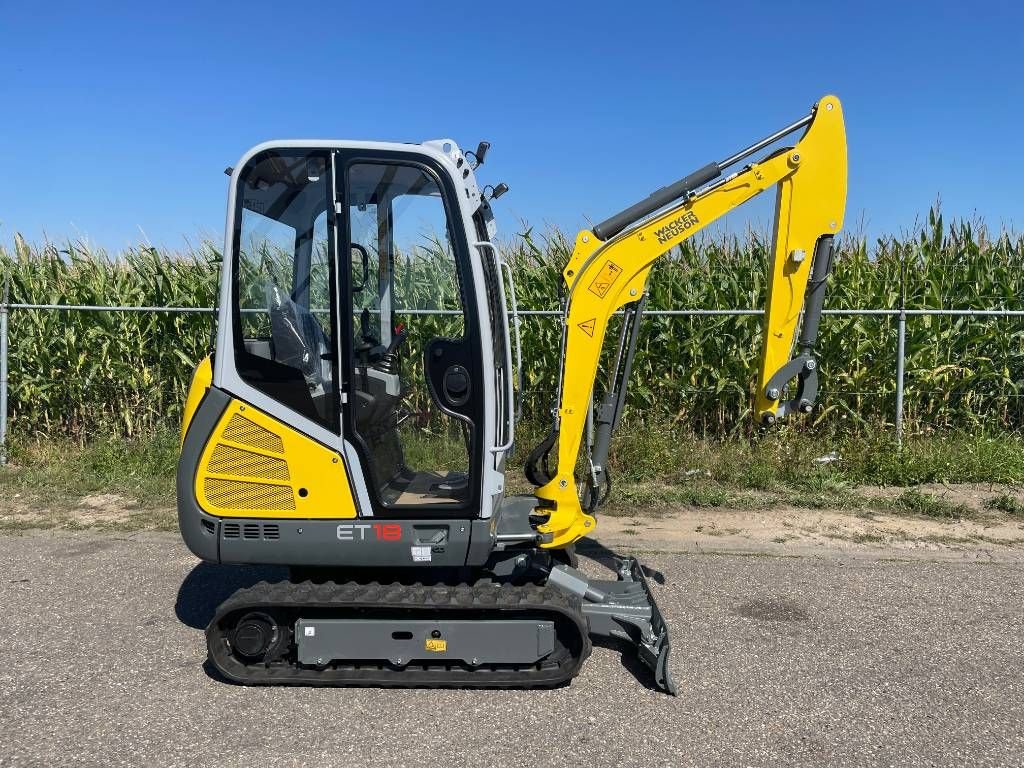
267,282,327,385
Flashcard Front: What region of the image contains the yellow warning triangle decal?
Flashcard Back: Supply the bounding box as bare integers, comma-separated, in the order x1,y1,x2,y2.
577,318,596,337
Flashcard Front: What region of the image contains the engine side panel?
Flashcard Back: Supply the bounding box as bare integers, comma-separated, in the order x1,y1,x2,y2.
178,384,495,567
193,398,358,520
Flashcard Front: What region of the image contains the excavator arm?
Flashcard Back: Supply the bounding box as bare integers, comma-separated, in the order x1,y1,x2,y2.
526,95,847,548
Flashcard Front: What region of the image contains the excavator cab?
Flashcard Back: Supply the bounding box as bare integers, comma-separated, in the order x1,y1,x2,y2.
201,142,509,528
180,96,846,695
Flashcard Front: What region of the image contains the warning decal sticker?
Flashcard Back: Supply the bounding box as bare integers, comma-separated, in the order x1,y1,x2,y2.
577,318,596,337
587,260,623,298
425,638,448,653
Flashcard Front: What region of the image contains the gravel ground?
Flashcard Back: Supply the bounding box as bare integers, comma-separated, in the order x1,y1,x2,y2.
1,531,1022,767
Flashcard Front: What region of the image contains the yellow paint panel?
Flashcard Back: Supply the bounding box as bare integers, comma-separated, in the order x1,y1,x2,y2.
195,399,358,519
180,356,212,447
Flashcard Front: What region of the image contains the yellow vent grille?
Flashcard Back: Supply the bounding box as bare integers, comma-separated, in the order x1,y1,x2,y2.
208,443,290,481
196,398,357,520
203,478,296,511
222,414,285,454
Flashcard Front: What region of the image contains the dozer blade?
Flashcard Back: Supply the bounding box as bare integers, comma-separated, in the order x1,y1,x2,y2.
548,555,677,695
625,556,676,695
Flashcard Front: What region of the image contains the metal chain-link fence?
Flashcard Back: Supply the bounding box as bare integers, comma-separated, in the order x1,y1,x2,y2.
2,296,1023,463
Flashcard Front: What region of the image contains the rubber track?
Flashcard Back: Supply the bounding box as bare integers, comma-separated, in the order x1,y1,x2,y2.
207,579,592,689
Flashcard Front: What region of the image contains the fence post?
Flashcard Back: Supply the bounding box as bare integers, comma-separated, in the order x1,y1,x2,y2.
0,276,9,466
895,309,905,446
894,255,907,446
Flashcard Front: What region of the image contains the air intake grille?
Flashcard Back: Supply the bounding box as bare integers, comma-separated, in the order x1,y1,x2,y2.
208,443,290,481
222,414,285,454
204,478,296,511
221,522,281,541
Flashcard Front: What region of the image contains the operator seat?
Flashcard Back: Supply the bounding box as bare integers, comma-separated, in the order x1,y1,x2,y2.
266,282,331,390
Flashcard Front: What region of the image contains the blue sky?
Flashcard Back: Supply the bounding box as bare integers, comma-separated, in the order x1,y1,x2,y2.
1,0,1021,251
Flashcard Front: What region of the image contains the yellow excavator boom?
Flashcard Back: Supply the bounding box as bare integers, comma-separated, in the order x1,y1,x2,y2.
527,95,847,548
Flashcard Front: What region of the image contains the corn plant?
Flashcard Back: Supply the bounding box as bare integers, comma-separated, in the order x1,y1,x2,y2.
1,207,1022,441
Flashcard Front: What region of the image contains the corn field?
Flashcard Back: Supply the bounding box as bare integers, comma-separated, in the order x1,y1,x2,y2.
1,208,1023,440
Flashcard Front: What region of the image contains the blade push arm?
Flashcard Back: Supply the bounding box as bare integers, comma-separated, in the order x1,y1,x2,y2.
529,95,847,548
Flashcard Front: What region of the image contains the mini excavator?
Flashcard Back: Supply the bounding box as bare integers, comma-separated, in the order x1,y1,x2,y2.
178,95,847,694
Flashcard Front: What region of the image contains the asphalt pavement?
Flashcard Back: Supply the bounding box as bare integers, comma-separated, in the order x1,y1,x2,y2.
1,531,1022,767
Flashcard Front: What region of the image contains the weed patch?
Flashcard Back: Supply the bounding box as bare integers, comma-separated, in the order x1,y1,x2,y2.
888,489,973,521
985,493,1024,517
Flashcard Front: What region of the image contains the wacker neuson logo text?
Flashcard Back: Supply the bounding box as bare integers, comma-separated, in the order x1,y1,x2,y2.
654,211,700,244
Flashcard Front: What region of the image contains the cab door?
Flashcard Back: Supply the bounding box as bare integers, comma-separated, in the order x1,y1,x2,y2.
219,148,341,446
338,154,484,517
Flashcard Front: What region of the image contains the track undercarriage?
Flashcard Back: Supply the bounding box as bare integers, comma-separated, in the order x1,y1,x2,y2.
206,554,675,694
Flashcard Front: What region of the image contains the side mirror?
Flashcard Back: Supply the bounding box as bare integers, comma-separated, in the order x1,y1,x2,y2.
351,243,370,293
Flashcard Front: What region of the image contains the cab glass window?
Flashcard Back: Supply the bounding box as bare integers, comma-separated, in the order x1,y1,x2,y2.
232,149,337,429
346,161,475,509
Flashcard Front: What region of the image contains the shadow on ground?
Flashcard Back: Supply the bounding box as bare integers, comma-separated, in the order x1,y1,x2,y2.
175,562,286,629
